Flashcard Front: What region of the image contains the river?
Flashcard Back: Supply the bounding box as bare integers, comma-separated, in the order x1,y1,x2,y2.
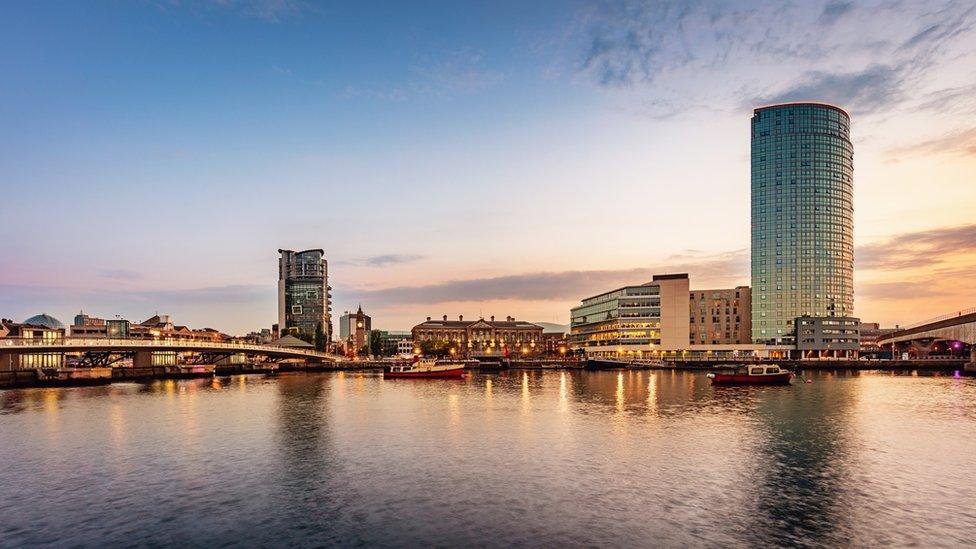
1,369,975,547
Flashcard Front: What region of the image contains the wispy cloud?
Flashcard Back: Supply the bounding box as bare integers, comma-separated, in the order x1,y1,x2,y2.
857,223,976,270
339,49,504,101
152,0,311,23
755,64,902,114
577,0,976,117
857,281,950,301
97,269,142,281
341,250,748,305
362,254,425,267
889,127,976,158
818,1,854,26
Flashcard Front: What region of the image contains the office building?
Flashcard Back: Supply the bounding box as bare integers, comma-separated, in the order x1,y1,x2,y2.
569,274,690,358
689,287,751,345
795,316,860,358
751,102,854,343
278,248,332,341
73,311,104,328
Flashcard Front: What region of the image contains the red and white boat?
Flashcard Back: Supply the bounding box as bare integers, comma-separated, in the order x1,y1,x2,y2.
384,357,465,379
707,364,792,385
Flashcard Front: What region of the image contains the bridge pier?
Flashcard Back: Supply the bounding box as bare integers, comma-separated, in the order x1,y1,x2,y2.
967,349,976,373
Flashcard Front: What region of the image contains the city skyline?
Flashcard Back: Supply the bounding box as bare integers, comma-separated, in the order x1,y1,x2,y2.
2,1,976,334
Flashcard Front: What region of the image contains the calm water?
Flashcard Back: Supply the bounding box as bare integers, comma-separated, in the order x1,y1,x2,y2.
2,370,975,547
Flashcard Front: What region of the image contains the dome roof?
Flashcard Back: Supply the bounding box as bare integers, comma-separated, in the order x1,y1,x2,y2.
23,313,65,330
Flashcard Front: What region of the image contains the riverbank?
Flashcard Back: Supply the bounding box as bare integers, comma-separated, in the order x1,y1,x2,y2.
3,358,971,389
586,358,969,371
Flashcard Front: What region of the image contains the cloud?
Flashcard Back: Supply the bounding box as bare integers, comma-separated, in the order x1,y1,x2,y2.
340,250,748,305
857,223,976,270
889,127,976,158
856,281,949,301
97,269,142,281
339,49,504,101
577,0,976,117
915,83,976,114
819,1,854,26
362,254,425,267
754,65,902,114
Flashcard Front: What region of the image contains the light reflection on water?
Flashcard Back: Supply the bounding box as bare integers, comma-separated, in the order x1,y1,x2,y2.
1,370,975,547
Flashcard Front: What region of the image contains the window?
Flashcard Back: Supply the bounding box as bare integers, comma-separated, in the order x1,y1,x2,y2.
750,368,764,375
291,305,303,315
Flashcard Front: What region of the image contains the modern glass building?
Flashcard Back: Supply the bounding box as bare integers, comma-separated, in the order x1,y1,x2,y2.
278,249,332,341
751,103,854,344
569,273,690,357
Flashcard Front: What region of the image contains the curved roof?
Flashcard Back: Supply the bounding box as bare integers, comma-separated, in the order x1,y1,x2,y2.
753,101,850,119
23,313,65,329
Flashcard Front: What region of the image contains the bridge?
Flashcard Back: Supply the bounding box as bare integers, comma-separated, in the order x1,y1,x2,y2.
0,337,342,370
877,307,976,363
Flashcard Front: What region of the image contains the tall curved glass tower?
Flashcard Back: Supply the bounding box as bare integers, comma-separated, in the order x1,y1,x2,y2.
751,103,854,344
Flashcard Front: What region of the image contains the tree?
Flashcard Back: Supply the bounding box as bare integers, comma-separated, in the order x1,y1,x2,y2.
369,330,383,357
419,339,451,358
314,322,326,352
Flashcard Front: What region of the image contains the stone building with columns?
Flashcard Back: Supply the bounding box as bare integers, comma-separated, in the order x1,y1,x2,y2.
411,315,544,357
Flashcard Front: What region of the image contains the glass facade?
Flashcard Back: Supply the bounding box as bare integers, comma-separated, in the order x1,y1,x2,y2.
279,249,331,340
751,103,854,343
570,285,663,356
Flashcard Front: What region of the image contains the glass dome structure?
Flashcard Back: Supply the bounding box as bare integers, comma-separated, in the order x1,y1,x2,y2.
22,313,66,330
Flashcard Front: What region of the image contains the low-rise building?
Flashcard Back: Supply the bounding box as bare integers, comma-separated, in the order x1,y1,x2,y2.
372,330,412,357
795,316,860,358
542,332,568,356
397,339,415,356
0,315,67,370
2,314,66,342
69,313,230,342
412,315,544,357
689,286,751,345
570,274,690,358
859,322,897,357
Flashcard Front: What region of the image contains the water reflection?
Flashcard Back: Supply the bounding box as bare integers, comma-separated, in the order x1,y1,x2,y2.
1,370,975,547
745,382,858,546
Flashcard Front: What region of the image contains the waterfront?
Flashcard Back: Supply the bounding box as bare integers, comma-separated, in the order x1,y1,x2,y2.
2,370,975,547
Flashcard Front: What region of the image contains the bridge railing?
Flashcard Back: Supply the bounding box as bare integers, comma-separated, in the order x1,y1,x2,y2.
897,306,976,331
0,337,339,359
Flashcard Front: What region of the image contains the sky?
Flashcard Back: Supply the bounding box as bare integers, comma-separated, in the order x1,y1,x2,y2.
1,0,975,334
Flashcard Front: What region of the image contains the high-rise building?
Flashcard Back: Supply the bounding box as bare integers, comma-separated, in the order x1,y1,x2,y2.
278,249,331,341
751,103,854,344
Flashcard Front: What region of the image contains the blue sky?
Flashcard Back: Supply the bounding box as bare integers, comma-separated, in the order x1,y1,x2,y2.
2,0,976,333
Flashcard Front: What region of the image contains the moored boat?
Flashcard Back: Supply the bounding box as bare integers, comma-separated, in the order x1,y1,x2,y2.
384,357,465,379
707,364,792,385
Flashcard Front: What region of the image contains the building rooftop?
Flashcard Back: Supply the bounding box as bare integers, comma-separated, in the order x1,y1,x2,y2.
22,313,65,330
753,101,850,118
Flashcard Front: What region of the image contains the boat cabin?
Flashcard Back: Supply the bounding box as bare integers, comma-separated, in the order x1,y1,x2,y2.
735,365,785,375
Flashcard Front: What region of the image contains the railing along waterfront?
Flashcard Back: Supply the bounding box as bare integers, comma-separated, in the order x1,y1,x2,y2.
0,337,339,359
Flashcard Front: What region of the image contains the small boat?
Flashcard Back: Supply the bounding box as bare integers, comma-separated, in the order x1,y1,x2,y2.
707,364,792,385
384,357,465,379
